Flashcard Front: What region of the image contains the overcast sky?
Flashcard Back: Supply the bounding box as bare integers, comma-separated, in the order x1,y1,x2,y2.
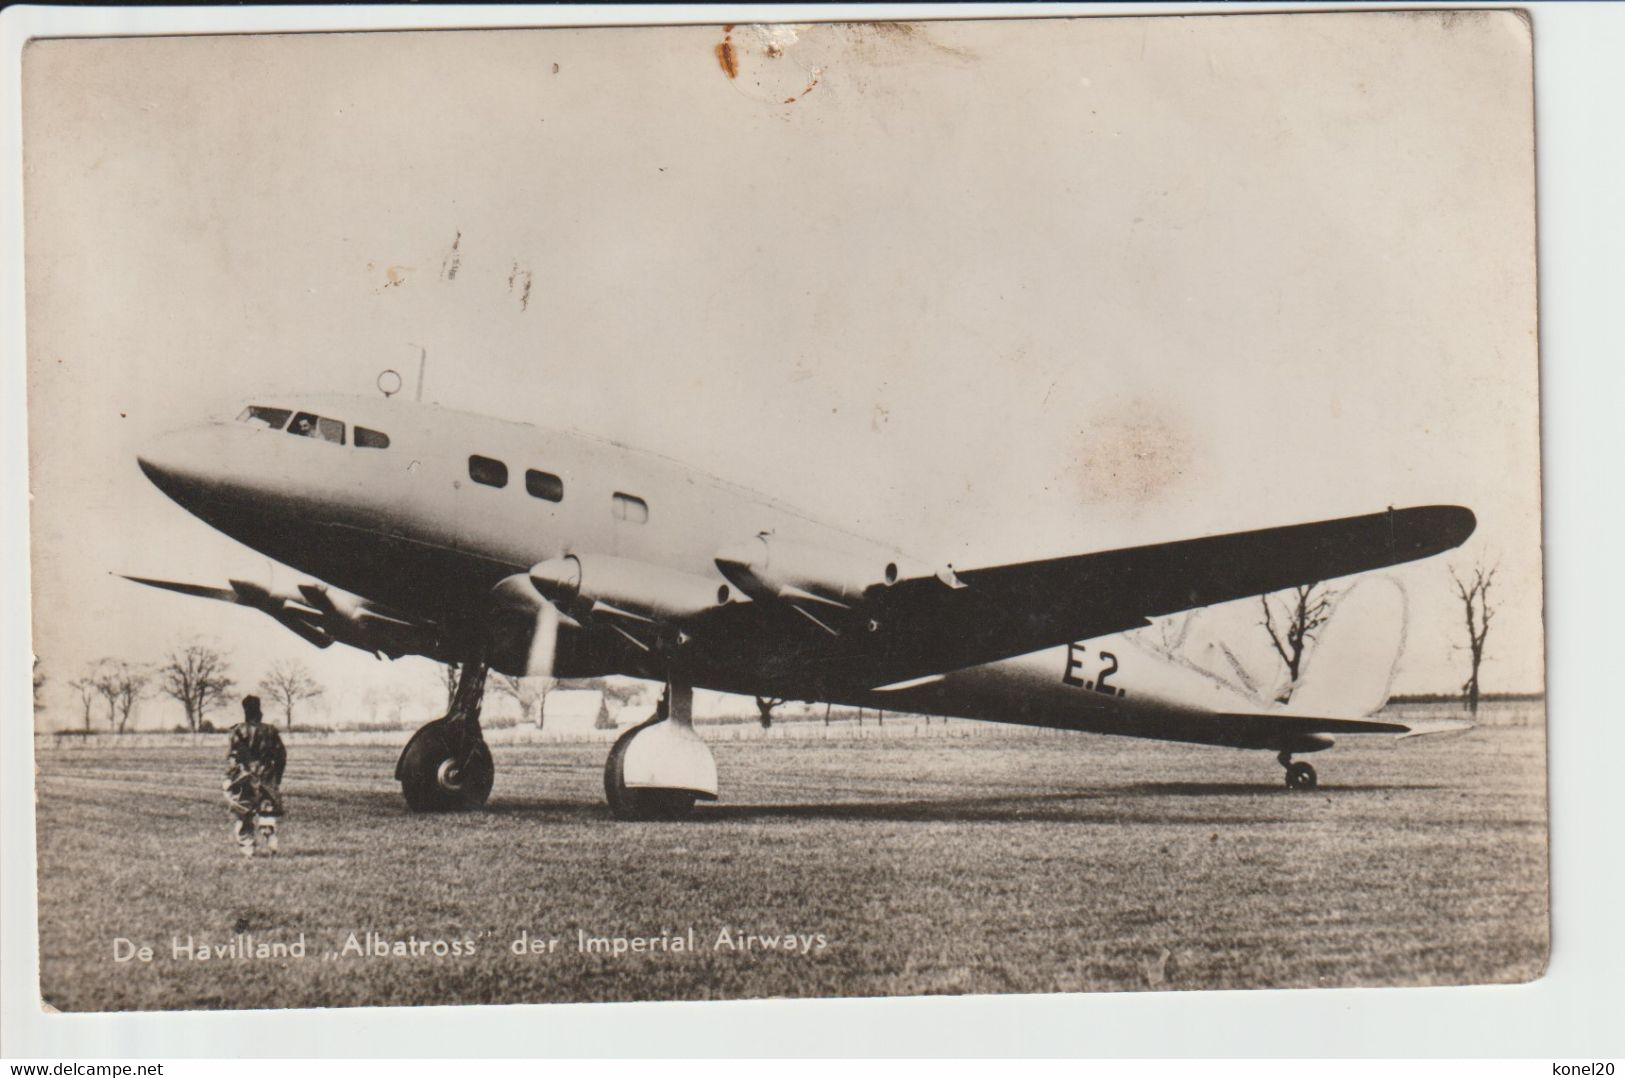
24,13,1542,730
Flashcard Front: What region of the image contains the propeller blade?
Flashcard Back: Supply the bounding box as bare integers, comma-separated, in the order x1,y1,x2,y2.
525,601,560,680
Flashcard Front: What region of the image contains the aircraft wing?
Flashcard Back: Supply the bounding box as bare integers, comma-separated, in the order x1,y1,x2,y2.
724,505,1474,692
121,573,446,660
119,576,240,604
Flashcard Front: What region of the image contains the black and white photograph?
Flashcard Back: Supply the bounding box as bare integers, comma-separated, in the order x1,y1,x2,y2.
19,10,1547,1016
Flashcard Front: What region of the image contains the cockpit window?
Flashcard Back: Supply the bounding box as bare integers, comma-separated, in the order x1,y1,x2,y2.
288,412,345,445
237,406,292,431
355,427,390,449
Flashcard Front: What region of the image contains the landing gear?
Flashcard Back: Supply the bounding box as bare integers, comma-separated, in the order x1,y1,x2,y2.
1278,751,1318,791
603,682,718,820
397,662,495,811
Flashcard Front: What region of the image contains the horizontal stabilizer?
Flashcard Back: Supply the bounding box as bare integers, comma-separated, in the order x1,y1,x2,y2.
1227,713,1410,736
1396,719,1474,740
1188,710,1412,753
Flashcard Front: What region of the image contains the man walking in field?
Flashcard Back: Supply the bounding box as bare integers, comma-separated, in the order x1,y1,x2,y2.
225,694,287,857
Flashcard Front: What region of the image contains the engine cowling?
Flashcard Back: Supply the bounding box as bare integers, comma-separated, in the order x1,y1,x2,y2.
529,554,736,627
713,534,917,608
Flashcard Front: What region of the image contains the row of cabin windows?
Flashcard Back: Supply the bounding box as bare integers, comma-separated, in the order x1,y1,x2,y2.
467,454,647,524
238,406,390,449
237,407,643,523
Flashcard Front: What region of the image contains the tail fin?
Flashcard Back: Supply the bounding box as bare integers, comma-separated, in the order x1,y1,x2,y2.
1286,576,1409,718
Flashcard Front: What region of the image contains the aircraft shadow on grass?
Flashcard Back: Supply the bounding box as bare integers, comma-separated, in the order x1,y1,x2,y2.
449,784,1442,825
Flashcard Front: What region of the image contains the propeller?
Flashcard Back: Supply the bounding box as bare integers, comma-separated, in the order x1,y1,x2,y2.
526,599,560,681
487,572,568,678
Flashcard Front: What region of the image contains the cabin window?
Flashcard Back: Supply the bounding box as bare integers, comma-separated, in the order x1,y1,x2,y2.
355,427,391,449
237,405,292,431
288,412,345,445
468,455,508,488
525,469,563,502
612,492,649,524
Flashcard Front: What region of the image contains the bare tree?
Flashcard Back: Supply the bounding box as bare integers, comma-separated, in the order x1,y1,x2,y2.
1260,583,1335,703
69,674,98,732
33,658,45,714
755,696,784,729
156,643,235,733
260,659,324,731
93,660,151,733
494,674,549,727
90,661,117,730
1451,562,1498,716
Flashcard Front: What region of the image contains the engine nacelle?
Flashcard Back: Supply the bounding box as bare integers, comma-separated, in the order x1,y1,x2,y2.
297,581,362,625
714,534,918,608
529,554,735,627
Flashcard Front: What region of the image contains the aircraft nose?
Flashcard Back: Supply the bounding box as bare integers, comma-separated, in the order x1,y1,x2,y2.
136,426,220,509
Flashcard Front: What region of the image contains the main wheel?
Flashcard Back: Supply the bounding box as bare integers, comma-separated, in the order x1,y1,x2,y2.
396,717,494,812
1284,760,1318,790
604,720,698,821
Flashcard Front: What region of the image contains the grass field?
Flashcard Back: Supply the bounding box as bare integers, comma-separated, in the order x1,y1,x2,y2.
33,708,1548,1011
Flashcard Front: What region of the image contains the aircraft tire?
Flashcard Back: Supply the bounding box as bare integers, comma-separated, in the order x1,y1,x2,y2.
1284,761,1318,791
396,717,495,812
603,721,698,821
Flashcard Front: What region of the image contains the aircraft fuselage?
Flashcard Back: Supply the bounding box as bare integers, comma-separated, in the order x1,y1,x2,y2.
136,394,1381,753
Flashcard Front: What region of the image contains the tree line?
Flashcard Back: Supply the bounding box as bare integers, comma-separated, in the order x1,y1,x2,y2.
58,645,324,734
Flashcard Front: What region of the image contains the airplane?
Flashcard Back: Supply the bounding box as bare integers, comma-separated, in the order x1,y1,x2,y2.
128,391,1477,819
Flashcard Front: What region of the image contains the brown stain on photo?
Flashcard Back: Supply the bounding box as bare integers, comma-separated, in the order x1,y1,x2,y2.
715,25,738,79
842,20,976,64
1067,403,1194,506
784,74,820,105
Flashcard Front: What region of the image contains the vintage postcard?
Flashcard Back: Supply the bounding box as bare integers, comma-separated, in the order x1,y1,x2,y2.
22,11,1545,1012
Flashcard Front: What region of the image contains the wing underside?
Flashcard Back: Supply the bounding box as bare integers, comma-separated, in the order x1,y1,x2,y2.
686,505,1476,695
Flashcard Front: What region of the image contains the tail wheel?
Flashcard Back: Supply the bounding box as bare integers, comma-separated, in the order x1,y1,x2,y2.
396,717,494,812
604,720,699,821
1284,761,1318,791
